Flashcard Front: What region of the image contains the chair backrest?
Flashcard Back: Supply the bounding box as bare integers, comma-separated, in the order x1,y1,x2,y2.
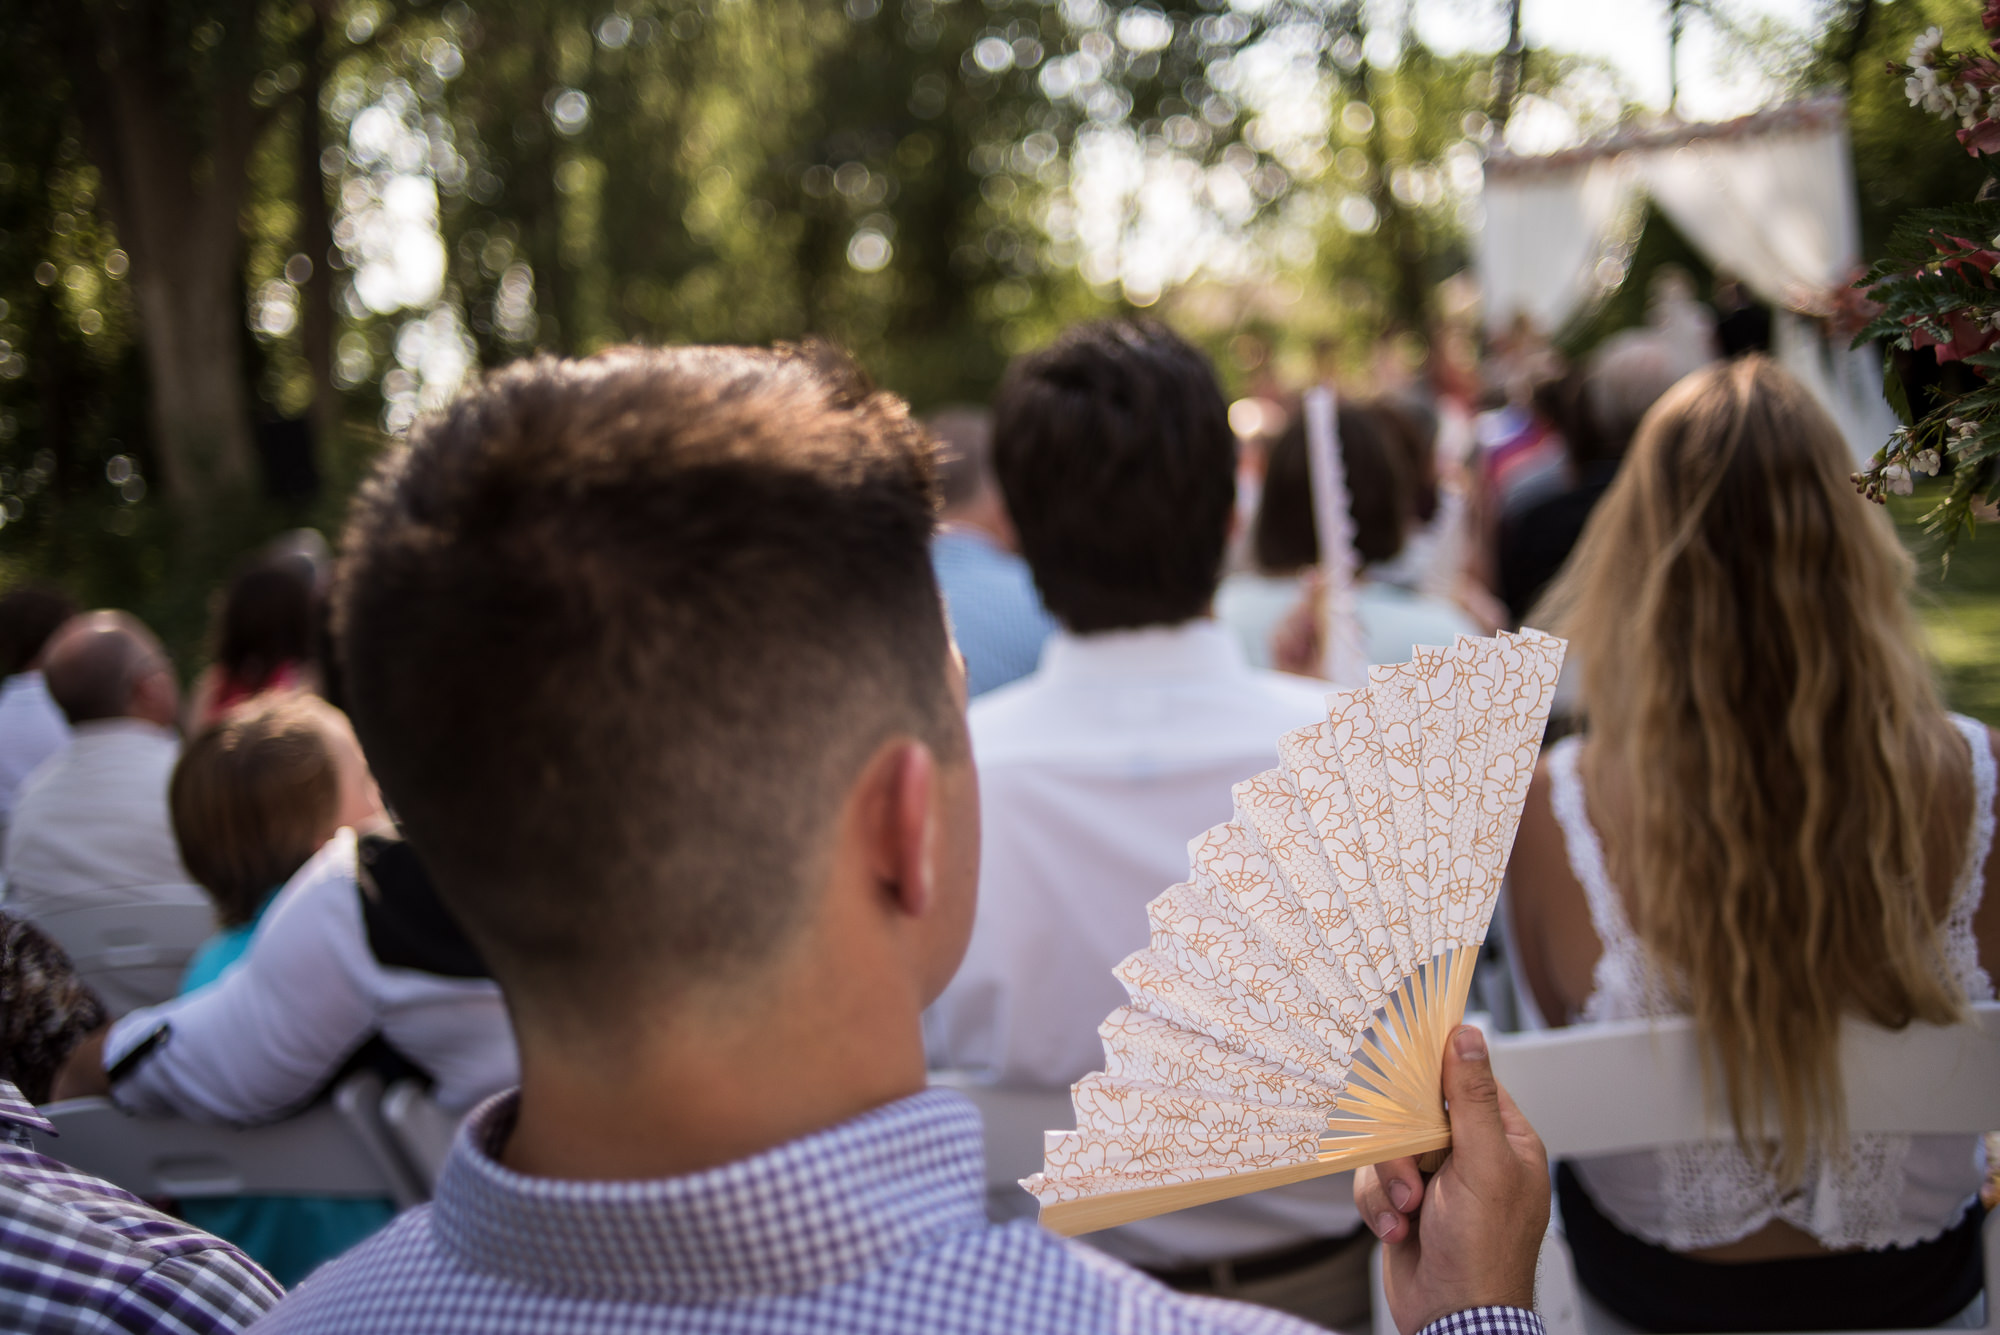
30,1072,421,1205
379,1078,464,1191
1488,1001,2000,1157
28,899,217,1018
927,1070,1073,1213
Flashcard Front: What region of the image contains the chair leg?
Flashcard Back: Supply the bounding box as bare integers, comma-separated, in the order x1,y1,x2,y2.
1370,1242,1396,1335
1533,1221,1587,1335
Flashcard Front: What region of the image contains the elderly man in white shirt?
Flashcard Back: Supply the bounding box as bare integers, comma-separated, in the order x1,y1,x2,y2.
924,321,1365,1330
3,612,210,1014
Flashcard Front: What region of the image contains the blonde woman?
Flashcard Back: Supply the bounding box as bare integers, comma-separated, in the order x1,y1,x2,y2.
1507,357,2000,1330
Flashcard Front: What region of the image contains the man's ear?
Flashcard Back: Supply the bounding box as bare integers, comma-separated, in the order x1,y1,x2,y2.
872,740,937,919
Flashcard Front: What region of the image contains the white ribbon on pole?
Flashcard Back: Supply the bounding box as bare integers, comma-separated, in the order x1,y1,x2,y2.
1303,385,1367,688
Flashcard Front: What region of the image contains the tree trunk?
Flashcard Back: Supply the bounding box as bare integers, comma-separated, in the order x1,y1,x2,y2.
56,0,262,511
296,13,338,460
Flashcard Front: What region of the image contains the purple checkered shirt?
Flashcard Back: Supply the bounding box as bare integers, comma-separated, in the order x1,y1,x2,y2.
0,1078,281,1333
254,1086,1546,1335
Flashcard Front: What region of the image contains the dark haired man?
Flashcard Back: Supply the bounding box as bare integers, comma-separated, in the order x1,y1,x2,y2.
251,342,1549,1335
922,322,1368,1324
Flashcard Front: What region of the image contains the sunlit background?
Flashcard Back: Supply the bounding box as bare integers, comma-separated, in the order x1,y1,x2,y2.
0,0,1991,713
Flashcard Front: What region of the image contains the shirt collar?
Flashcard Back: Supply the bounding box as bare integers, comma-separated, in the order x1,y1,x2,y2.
0,1079,55,1136
430,1086,989,1302
69,718,176,744
1038,618,1250,684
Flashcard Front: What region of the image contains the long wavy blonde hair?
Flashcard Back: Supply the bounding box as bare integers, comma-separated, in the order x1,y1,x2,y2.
1536,356,1967,1181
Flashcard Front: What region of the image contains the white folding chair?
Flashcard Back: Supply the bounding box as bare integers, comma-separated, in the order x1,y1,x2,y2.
1372,1004,2000,1335
28,898,217,1018
928,1070,1074,1223
30,1070,429,1211
379,1078,465,1192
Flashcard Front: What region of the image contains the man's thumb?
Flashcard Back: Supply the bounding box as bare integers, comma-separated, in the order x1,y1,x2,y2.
1441,1024,1508,1171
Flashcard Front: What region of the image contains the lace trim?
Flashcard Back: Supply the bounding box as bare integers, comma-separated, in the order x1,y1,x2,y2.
1944,714,1996,1001
1550,723,1992,1251
1543,738,1672,1023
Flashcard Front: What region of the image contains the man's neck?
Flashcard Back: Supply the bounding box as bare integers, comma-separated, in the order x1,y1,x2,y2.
499,932,931,1182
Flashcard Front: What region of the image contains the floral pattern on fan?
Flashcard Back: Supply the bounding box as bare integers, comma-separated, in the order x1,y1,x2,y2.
1027,629,1565,1235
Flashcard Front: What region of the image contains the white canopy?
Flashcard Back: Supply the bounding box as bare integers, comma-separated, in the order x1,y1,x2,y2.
1478,98,1895,460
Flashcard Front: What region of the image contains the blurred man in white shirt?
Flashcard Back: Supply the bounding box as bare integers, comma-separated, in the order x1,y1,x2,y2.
0,586,77,850
924,321,1366,1328
4,612,208,1014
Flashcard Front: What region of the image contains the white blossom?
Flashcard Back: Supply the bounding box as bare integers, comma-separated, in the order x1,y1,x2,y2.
1885,464,1915,496
1910,26,1945,68
1915,449,1944,476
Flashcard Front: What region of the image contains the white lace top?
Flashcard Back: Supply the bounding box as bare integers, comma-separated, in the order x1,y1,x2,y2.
1544,715,1996,1252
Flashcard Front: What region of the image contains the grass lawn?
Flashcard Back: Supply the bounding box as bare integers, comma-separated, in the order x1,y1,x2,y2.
1894,493,2000,726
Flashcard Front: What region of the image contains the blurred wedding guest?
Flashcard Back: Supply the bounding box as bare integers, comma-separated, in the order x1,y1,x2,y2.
1711,273,1772,359
187,558,321,732
1507,358,2000,1330
927,406,1055,696
59,818,515,1149
0,583,77,849
924,321,1369,1328
173,696,381,993
248,343,1546,1335
1495,335,1687,624
0,913,280,1335
3,611,209,1015
155,694,395,1284
1220,399,1477,673
0,912,105,1104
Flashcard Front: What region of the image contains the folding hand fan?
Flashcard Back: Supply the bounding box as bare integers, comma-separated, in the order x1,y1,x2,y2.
1027,628,1565,1236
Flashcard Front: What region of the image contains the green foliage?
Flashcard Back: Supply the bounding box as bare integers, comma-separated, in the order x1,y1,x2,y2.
1815,0,1991,255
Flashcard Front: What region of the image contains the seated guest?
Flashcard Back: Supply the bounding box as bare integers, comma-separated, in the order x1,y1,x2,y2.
165,695,394,1285
0,912,105,1104
927,406,1056,696
0,584,77,850
1495,326,1691,625
4,611,210,1015
248,342,1549,1335
187,558,321,733
174,695,382,991
1219,398,1478,673
924,323,1368,1327
1507,357,2000,1330
0,913,280,1334
59,819,515,1129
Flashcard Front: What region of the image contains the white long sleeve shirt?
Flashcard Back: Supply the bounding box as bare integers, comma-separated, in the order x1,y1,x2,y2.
924,620,1362,1266
0,671,70,842
106,829,516,1121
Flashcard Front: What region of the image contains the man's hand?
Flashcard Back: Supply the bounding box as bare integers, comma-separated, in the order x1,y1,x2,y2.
1354,1024,1550,1335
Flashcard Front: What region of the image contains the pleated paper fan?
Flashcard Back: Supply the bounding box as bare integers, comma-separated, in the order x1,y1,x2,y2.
1027,628,1565,1236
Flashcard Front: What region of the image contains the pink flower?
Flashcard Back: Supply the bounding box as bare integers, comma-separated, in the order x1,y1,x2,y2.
1937,234,2000,279
1986,0,2000,31
1958,119,2000,155
1909,310,2000,365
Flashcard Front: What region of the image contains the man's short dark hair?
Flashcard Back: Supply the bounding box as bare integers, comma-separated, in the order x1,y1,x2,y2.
990,320,1235,633
334,344,952,1013
1253,401,1411,574
0,584,76,678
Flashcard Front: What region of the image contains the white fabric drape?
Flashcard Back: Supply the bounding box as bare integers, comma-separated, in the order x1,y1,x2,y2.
1478,107,1896,459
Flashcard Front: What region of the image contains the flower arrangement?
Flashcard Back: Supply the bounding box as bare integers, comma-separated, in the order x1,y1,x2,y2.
1851,14,2000,552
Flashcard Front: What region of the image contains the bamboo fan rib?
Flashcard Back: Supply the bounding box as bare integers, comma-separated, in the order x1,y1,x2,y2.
1028,629,1565,1237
